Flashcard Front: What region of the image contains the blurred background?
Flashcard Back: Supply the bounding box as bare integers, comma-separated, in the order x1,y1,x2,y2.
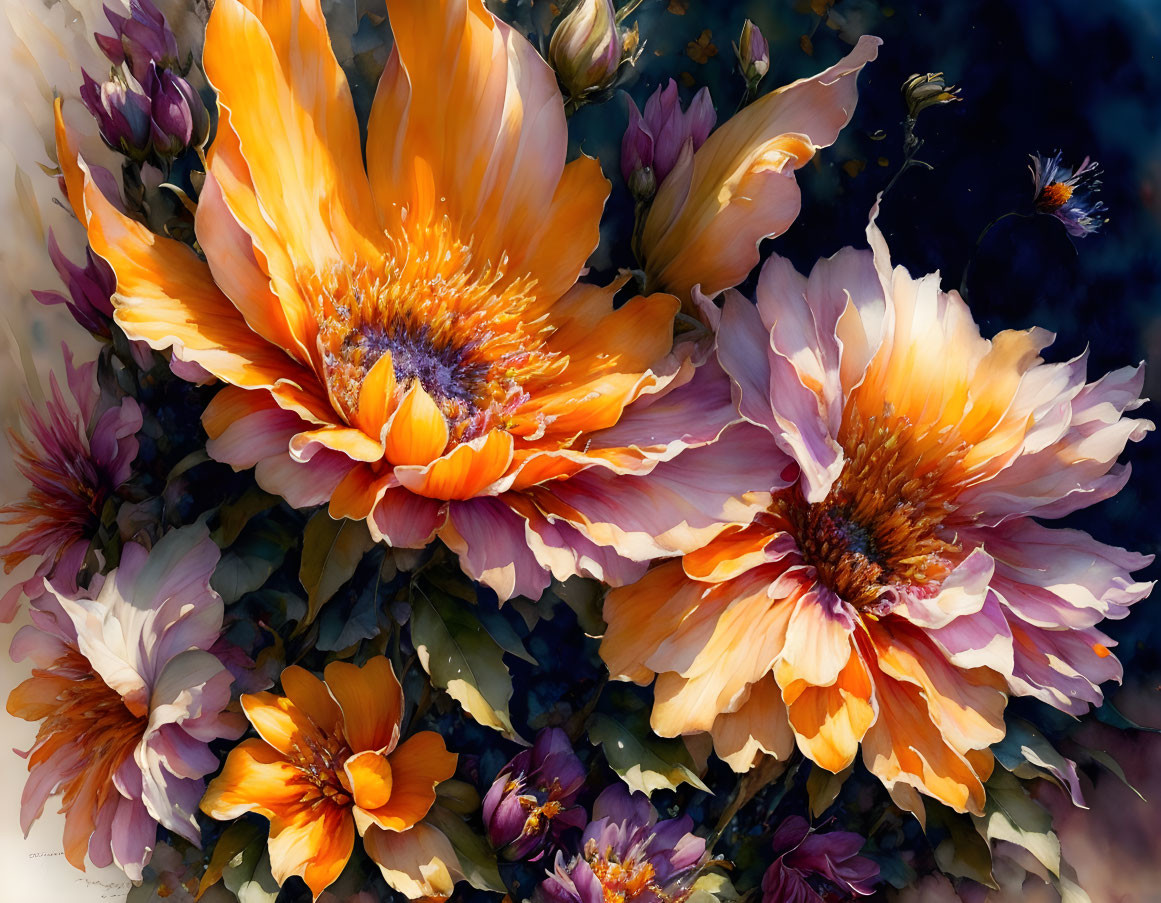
1,1,1158,900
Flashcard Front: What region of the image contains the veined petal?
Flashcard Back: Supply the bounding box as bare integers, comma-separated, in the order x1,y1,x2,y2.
368,0,604,299
324,658,404,754
55,101,313,392
395,429,514,500
640,36,880,301
203,0,377,266
354,732,457,834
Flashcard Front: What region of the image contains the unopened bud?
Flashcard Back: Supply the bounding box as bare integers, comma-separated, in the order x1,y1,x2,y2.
95,0,181,83
549,0,624,105
734,19,770,85
32,230,116,337
145,63,210,156
901,72,961,119
81,69,153,161
621,98,655,200
643,80,715,183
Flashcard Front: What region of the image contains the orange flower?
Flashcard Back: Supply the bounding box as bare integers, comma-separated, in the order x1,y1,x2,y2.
602,211,1153,819
53,0,784,601
200,658,459,900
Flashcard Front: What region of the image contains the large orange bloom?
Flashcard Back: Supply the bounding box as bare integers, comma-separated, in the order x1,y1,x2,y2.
54,0,876,601
602,211,1153,818
200,657,459,899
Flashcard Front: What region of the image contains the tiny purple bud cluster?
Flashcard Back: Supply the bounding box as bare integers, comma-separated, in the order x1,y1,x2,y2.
621,80,715,200
483,728,587,861
81,0,208,162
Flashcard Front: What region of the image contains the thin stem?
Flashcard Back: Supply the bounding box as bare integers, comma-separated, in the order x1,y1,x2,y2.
958,210,1030,299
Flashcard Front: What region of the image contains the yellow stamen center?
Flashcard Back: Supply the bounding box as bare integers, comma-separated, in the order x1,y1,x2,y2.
305,219,566,443
774,409,963,612
1039,181,1074,211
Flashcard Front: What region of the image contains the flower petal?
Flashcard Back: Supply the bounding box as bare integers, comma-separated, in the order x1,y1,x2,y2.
640,36,880,301
355,733,458,834
324,657,404,754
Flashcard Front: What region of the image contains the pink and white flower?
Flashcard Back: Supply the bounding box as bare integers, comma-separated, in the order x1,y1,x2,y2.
6,525,244,879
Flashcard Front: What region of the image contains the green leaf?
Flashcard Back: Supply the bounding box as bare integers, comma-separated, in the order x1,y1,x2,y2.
554,577,606,636
220,826,279,903
588,704,710,796
925,801,996,888
212,488,280,548
992,718,1085,806
973,768,1060,878
212,520,293,604
411,586,523,740
478,608,537,664
1093,699,1161,733
425,804,505,893
198,820,265,898
1079,747,1146,802
298,511,375,629
686,871,741,903
806,764,851,818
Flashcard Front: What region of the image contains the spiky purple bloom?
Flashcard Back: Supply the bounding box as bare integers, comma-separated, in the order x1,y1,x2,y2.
95,0,181,82
32,231,116,336
536,785,707,903
621,81,715,191
760,817,880,903
483,727,587,861
0,348,141,621
1030,152,1107,237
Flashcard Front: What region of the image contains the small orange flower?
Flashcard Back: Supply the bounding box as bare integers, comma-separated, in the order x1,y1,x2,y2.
200,658,458,900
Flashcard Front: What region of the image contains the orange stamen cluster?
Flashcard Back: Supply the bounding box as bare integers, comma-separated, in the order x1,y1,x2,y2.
22,647,146,824
287,715,353,808
1037,181,1074,211
587,842,664,903
306,219,567,443
774,409,964,612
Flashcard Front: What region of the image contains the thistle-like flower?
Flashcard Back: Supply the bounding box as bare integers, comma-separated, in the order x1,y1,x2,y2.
621,80,715,196
80,68,153,161
483,728,587,861
0,348,141,621
143,62,211,156
1031,151,1107,237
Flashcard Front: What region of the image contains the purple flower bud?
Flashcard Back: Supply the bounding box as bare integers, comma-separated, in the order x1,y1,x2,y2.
80,69,153,161
620,98,656,200
144,63,209,157
31,230,116,336
96,0,180,82
483,728,587,862
642,81,716,184
734,19,770,84
761,816,880,903
549,0,624,104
